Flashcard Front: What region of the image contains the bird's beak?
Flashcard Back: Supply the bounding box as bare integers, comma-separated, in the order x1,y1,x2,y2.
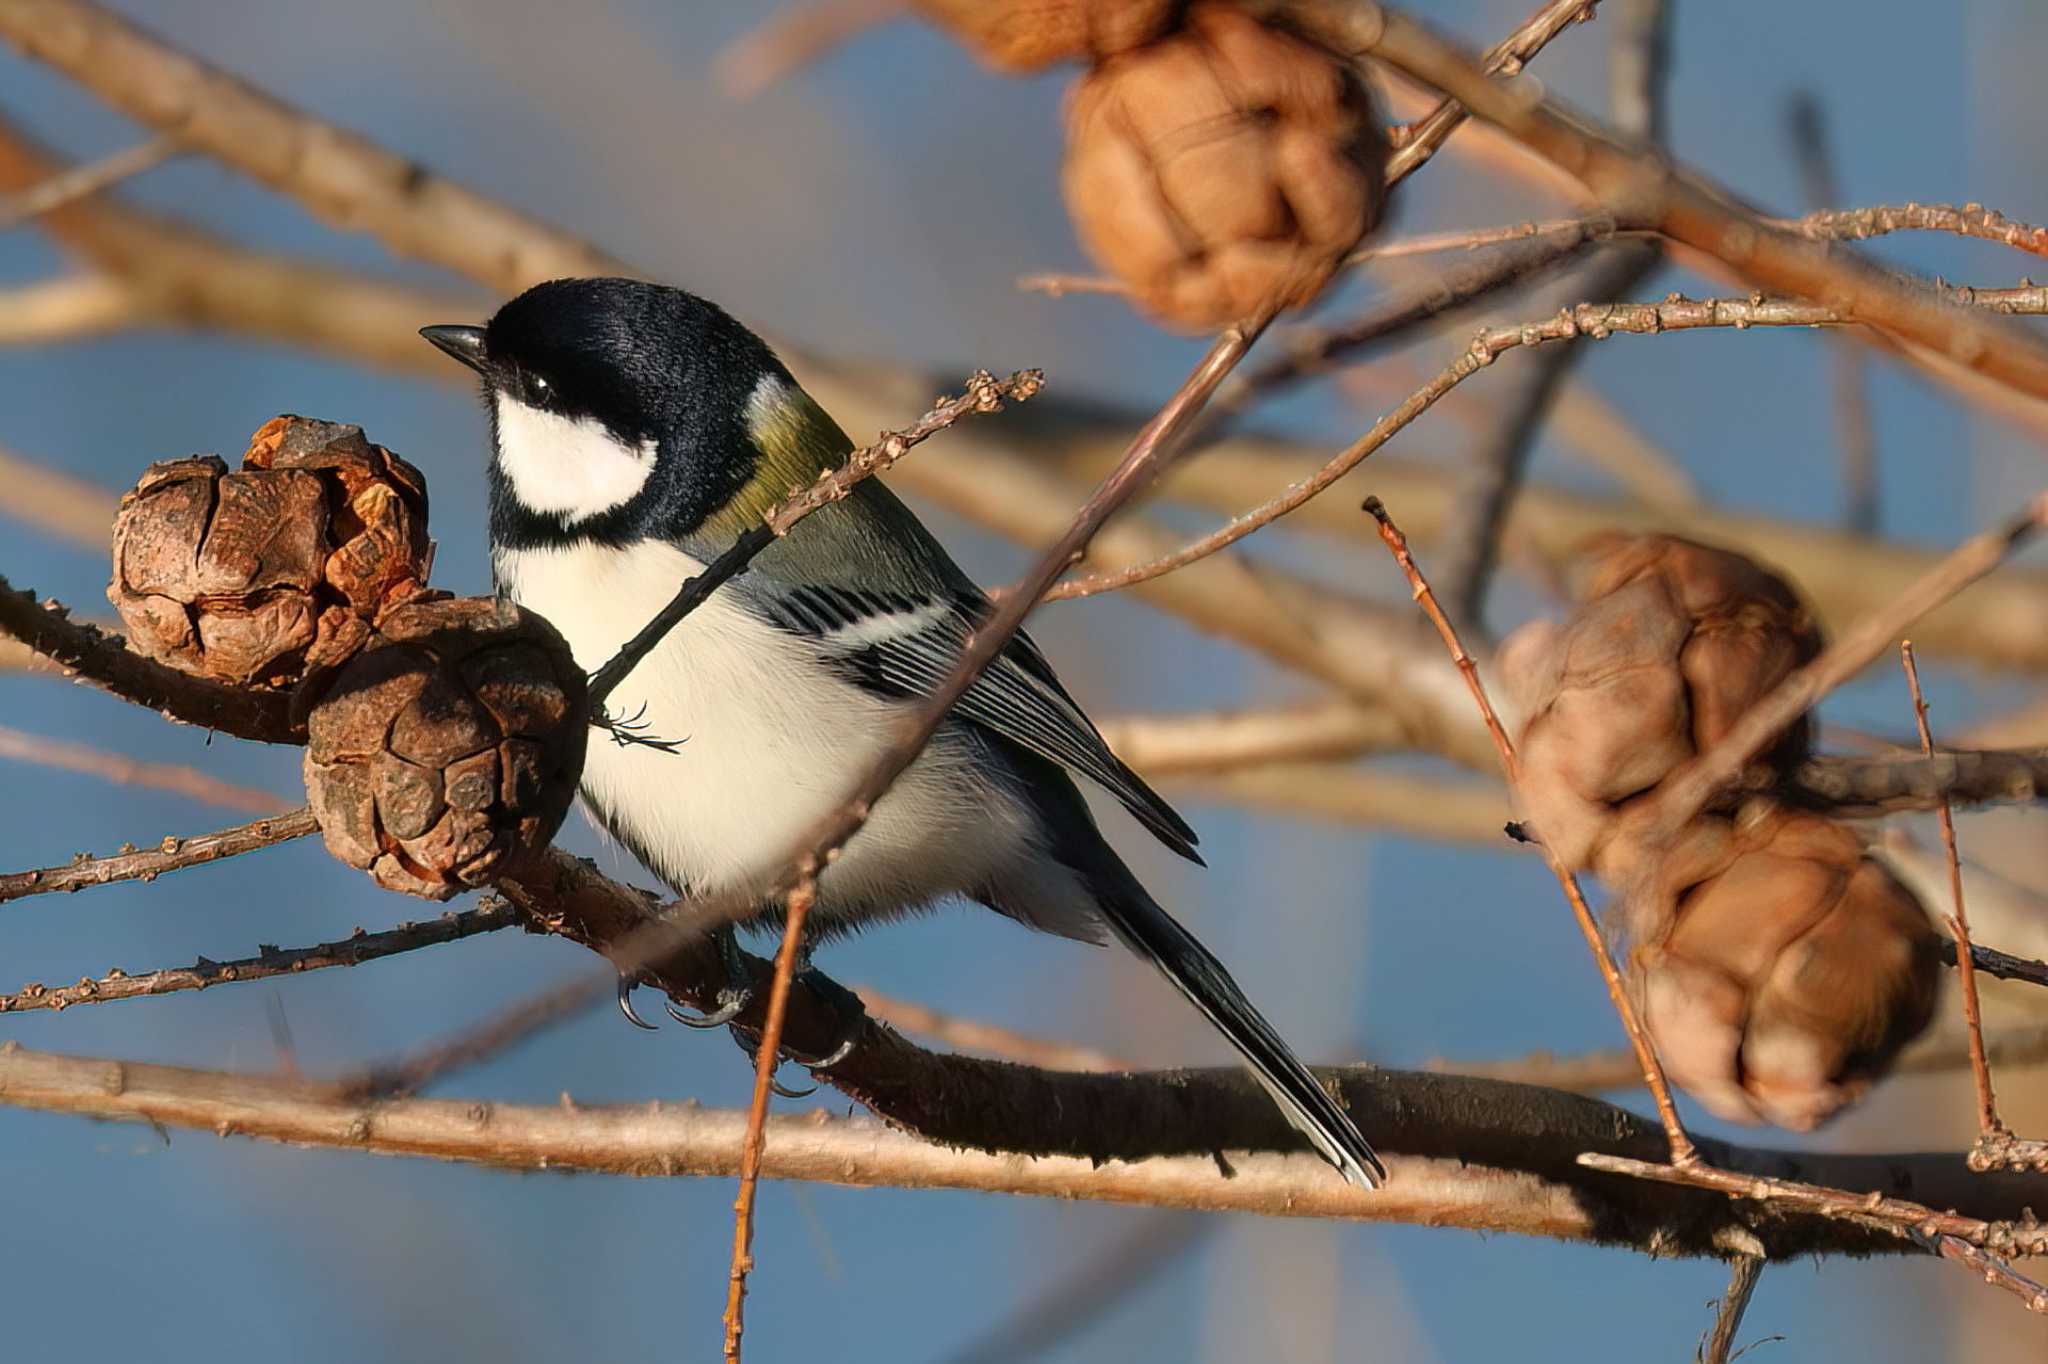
420,324,490,373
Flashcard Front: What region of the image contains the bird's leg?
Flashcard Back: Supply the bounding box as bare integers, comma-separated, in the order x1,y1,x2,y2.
663,924,754,1028
591,699,687,753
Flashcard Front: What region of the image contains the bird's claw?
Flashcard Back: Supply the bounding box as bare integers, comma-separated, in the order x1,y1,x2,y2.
664,990,747,1029
659,924,755,1027
727,1029,818,1098
616,970,659,1030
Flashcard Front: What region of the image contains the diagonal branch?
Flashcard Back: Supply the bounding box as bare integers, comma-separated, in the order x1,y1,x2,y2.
0,902,522,1014
0,807,318,905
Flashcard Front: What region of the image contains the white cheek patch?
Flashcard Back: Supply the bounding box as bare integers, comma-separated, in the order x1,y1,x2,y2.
494,394,657,520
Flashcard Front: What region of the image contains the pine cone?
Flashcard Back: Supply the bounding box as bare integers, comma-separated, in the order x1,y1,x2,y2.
1629,804,1940,1130
910,0,1180,70
303,596,587,900
108,416,433,690
1061,3,1389,330
1501,534,1821,871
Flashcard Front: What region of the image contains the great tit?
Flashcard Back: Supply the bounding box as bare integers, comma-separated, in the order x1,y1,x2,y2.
422,278,1383,1187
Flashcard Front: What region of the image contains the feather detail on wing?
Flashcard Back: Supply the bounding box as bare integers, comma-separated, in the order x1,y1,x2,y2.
765,584,1202,863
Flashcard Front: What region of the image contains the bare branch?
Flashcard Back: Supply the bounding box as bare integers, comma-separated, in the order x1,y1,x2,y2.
1307,2,2048,408
0,132,177,228
0,441,116,547
1900,643,2001,1139
6,1038,2048,1260
1441,1020,2048,1096
713,0,907,99
0,902,522,1015
1365,496,1695,1163
0,577,301,742
1698,1256,1764,1364
0,723,287,814
0,807,318,905
1383,0,1602,184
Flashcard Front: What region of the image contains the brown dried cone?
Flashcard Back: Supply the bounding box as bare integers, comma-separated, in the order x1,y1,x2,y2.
304,596,588,900
910,0,1180,70
108,416,432,690
1499,534,1823,872
1626,803,1941,1130
1061,2,1390,330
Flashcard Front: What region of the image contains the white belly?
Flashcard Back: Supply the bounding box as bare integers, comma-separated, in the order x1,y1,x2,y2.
493,539,1056,923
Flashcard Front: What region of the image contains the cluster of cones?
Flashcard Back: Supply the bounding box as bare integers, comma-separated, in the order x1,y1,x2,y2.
1504,535,1942,1129
107,417,586,899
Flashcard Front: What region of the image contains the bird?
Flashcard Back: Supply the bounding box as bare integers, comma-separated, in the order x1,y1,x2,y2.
422,277,1383,1188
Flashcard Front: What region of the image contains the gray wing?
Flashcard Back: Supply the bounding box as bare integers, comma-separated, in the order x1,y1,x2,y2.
708,478,1201,862
766,580,1199,863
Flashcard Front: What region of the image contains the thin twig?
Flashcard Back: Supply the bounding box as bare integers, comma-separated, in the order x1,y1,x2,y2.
1647,495,2048,838
724,874,820,1364
0,441,116,547
1219,219,1610,410
1918,1232,2048,1314
1788,94,1880,535
1438,1019,2048,1095
713,0,907,98
0,903,522,1014
586,369,1042,712
1019,216,1639,300
1698,1255,1764,1364
1575,1152,2048,1256
1062,286,2043,603
1945,940,2048,991
0,807,319,905
0,577,301,743
1901,642,2001,1139
0,133,177,230
1362,496,1695,1163
1300,2,2048,408
0,724,289,814
1783,202,2048,261
1433,0,1668,631
1382,0,1604,184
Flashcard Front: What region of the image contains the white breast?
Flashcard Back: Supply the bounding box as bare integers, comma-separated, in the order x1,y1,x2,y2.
494,538,1064,923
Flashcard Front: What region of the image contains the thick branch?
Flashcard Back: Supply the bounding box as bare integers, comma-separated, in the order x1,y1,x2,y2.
0,578,301,742
4,1037,2045,1261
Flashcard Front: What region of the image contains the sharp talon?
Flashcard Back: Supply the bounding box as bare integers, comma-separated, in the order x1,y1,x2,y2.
769,1076,815,1099
665,993,746,1029
802,1031,858,1072
617,973,658,1030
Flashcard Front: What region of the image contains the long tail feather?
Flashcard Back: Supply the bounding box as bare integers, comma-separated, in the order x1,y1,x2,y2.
1096,878,1385,1188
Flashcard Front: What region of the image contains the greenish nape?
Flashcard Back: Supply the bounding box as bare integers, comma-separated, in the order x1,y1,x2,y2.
707,383,852,539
